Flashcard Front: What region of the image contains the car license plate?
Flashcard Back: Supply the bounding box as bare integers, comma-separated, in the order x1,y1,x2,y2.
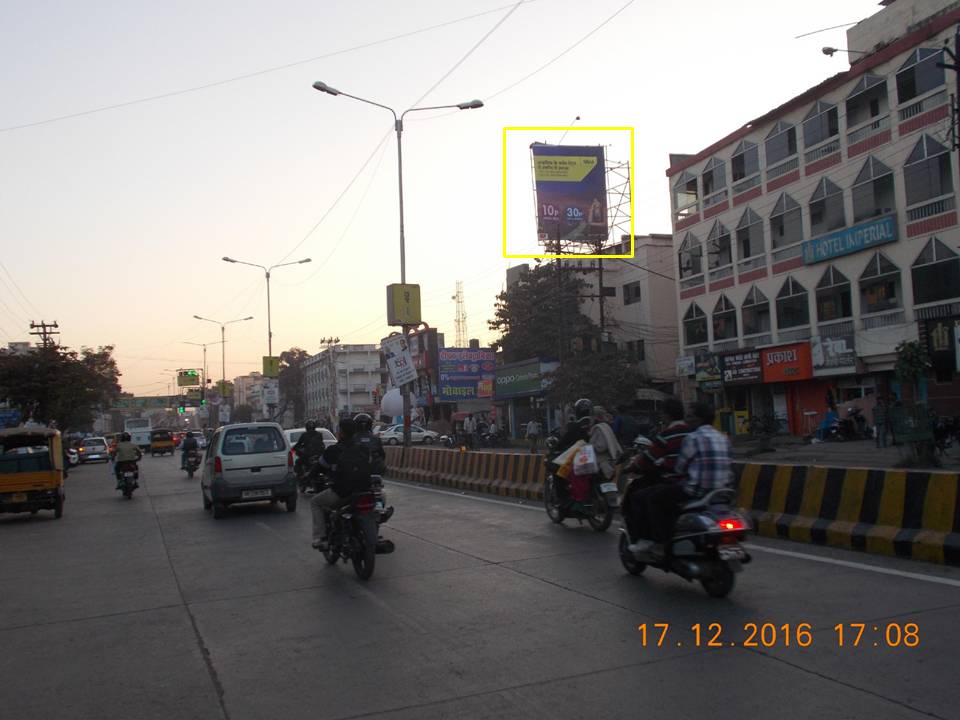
718,546,745,560
11,492,27,503
242,489,272,499
600,482,618,494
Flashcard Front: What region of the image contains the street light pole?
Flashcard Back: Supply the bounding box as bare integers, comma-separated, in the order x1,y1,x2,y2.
193,315,254,427
312,81,482,446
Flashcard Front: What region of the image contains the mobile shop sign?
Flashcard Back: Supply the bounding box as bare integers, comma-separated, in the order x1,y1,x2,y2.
531,144,608,246
720,350,762,385
494,360,543,400
438,348,495,401
381,334,417,387
761,343,813,383
811,334,856,373
801,215,896,265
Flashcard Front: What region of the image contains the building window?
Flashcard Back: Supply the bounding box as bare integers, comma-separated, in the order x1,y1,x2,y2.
683,303,708,346
731,140,759,182
803,101,839,147
626,339,645,361
776,277,809,329
896,48,945,104
678,232,703,279
816,266,852,322
770,193,803,248
859,252,901,314
765,121,797,166
846,74,888,127
713,295,737,340
742,286,771,335
736,208,764,259
702,157,726,196
622,280,642,305
852,157,895,222
673,171,698,220
707,221,732,269
809,178,846,236
904,135,953,207
912,237,960,305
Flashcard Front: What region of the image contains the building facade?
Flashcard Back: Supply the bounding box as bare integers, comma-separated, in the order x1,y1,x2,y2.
668,0,960,433
303,344,384,424
233,372,264,418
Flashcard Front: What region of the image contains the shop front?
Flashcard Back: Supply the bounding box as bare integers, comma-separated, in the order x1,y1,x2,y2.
493,358,559,437
760,342,836,437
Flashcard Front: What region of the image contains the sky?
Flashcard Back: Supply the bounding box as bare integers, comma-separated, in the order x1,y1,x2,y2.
0,0,884,395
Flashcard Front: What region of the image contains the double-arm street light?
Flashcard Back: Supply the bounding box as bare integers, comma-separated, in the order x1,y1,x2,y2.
312,80,483,444
183,340,225,401
192,315,253,392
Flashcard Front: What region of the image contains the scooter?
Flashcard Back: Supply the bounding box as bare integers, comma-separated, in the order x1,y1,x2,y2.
115,461,139,500
183,449,202,479
618,487,751,598
542,438,619,532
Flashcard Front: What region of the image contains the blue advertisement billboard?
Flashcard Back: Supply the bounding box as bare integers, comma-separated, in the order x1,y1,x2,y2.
437,348,495,402
531,144,607,246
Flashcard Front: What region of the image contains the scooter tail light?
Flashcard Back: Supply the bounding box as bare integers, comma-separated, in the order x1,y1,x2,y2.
718,518,745,531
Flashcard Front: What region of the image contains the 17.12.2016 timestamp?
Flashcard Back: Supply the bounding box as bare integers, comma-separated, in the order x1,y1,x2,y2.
637,623,920,648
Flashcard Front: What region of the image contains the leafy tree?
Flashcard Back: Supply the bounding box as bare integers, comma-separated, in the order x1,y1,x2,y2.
233,404,254,423
545,349,645,411
894,340,930,392
278,347,310,424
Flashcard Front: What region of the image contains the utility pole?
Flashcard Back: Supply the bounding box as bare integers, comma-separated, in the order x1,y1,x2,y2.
29,321,60,348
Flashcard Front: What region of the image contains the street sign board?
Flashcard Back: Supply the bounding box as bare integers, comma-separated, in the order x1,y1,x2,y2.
386,284,421,326
263,379,280,405
219,405,231,423
111,396,176,410
381,334,417,386
177,369,201,387
262,356,281,379
216,381,233,398
185,388,202,401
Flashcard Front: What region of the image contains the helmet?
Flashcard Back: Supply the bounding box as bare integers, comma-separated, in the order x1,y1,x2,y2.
353,413,373,432
304,419,317,432
573,398,593,420
121,432,131,442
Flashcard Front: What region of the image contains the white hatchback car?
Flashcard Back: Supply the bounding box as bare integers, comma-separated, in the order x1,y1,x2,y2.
285,427,337,451
200,422,297,519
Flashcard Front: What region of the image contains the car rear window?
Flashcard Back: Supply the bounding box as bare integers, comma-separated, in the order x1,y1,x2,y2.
222,427,284,455
85,440,106,448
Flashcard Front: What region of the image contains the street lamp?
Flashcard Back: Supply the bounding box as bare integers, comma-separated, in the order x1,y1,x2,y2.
192,316,253,419
312,80,482,445
822,46,869,57
183,340,225,408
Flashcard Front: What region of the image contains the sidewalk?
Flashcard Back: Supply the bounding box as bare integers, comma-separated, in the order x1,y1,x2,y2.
732,435,960,471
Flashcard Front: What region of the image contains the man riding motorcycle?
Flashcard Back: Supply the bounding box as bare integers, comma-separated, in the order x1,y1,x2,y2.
549,398,594,505
310,418,374,550
180,431,199,470
352,412,386,475
294,419,328,486
113,432,142,489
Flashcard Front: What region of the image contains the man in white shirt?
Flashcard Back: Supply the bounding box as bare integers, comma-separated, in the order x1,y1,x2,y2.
526,418,541,453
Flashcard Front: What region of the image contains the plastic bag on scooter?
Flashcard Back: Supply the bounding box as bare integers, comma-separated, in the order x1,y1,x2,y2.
572,444,599,476
554,440,585,479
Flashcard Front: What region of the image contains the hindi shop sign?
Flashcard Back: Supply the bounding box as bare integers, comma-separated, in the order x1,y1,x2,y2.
438,348,495,401
811,334,856,375
761,343,813,383
381,334,418,387
720,350,762,385
801,215,897,265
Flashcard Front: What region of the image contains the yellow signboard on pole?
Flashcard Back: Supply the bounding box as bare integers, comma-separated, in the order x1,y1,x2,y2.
263,356,281,379
386,284,421,326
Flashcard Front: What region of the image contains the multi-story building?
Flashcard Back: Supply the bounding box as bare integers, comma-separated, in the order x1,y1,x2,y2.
303,344,384,423
667,0,960,434
233,372,264,417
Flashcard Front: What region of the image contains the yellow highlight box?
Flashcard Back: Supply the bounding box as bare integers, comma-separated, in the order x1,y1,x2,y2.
502,126,635,259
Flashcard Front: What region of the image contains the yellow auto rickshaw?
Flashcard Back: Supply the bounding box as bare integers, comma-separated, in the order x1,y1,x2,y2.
150,429,175,456
0,427,65,518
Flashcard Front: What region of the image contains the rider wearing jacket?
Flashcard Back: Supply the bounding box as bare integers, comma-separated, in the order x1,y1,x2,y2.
352,412,386,475
180,432,199,469
114,432,142,488
294,419,327,477
311,419,374,549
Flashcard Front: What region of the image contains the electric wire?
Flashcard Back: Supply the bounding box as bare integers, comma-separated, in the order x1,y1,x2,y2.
0,261,42,318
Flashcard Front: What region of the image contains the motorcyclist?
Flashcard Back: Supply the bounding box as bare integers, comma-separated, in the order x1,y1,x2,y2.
293,419,327,479
352,413,386,475
549,398,594,504
311,418,373,550
114,432,142,489
180,431,199,470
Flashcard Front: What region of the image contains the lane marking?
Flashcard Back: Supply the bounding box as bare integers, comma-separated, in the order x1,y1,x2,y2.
744,544,960,588
385,479,960,588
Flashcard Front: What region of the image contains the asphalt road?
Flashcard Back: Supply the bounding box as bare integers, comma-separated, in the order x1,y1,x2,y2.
2,454,959,720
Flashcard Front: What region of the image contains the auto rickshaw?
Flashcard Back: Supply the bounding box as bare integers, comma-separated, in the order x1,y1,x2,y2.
0,427,65,518
150,429,175,456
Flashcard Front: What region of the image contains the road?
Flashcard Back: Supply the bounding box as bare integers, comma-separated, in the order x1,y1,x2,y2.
2,455,959,720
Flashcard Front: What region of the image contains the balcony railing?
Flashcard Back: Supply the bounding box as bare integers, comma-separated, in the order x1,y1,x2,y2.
804,138,840,164
847,114,890,145
680,275,705,291
772,243,803,263
906,195,956,222
817,319,854,338
862,309,905,330
899,89,948,121
713,339,739,353
742,333,772,347
703,189,729,209
766,156,799,181
738,255,767,274
732,174,761,195
708,265,734,282
778,326,812,343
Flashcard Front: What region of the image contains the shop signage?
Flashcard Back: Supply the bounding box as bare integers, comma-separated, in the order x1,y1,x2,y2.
381,334,418,387
676,355,696,377
925,318,960,378
695,351,722,392
438,348,496,401
495,359,543,400
811,334,856,374
720,350,762,385
761,342,813,383
801,214,896,265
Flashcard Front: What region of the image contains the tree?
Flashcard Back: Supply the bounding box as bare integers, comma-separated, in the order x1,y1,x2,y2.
544,350,646,411
894,340,930,394
278,347,310,424
233,404,254,423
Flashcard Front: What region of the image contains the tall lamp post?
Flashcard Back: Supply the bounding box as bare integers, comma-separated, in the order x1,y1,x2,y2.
183,340,224,420
312,80,482,445
192,315,253,426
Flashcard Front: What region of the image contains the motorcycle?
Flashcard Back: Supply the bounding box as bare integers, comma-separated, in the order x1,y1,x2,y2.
542,437,619,532
838,407,869,440
318,474,393,580
618,487,751,598
184,449,202,479
297,453,325,494
116,461,139,500
440,434,457,448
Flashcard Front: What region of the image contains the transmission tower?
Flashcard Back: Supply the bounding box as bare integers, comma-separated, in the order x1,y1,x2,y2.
452,282,468,347
29,320,60,348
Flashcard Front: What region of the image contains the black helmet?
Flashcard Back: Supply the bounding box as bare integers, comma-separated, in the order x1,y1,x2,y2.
573,398,593,420
353,413,373,432
121,432,131,442
304,419,317,432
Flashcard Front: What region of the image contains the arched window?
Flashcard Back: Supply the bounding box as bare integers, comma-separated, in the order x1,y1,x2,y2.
852,157,895,222
683,303,708,346
912,238,960,305
713,295,737,340
809,178,845,236
897,48,945,104
702,157,726,196
846,74,888,127
816,266,852,322
678,232,703,279
765,121,797,166
731,140,759,183
770,193,803,248
776,277,809,329
736,208,765,260
803,101,839,148
707,221,732,270
673,171,698,220
742,286,771,336
904,135,953,207
859,252,901,314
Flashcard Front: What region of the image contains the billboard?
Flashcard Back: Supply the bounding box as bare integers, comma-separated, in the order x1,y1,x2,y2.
695,351,722,392
495,359,543,400
720,350,762,385
761,343,813,383
381,334,417,387
531,144,607,247
811,335,856,375
438,348,495,402
177,369,200,387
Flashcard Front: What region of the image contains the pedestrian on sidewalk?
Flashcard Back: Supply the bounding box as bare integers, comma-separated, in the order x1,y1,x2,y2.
526,417,541,453
462,414,476,450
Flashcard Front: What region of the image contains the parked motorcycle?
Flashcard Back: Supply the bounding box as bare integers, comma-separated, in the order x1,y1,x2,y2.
542,437,618,532
618,487,751,598
318,475,392,580
116,461,139,500
439,434,457,448
184,449,202,479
